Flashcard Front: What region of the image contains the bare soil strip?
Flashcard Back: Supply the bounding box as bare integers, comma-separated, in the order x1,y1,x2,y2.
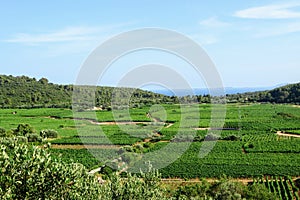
165,123,174,128
194,127,210,130
193,127,238,131
162,176,300,185
89,121,164,126
50,144,120,149
291,105,300,108
161,178,253,185
276,131,300,138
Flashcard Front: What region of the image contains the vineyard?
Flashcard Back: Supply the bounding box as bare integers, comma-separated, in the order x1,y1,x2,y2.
253,176,300,200
0,103,300,198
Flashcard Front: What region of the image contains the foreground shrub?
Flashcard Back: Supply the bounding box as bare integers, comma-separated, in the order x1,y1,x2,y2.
0,142,103,199
0,128,6,137
0,141,166,200
0,137,28,146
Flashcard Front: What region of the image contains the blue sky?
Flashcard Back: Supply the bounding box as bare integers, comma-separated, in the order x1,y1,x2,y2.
0,0,300,88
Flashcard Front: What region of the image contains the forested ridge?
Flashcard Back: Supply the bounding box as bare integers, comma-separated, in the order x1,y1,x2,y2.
227,82,300,104
0,75,173,108
0,75,299,109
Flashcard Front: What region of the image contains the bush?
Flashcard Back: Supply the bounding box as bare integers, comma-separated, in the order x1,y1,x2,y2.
205,134,219,141
14,124,35,136
133,144,144,153
143,142,154,148
0,141,103,199
175,182,210,199
295,178,300,189
16,136,28,143
40,129,58,138
244,142,254,149
0,127,6,137
26,133,42,142
245,184,277,200
223,135,241,141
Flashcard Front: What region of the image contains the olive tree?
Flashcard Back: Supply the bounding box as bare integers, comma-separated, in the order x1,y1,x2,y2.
0,141,103,199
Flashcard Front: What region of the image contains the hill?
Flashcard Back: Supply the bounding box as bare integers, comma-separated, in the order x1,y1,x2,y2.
227,82,300,104
1,75,299,108
0,75,173,109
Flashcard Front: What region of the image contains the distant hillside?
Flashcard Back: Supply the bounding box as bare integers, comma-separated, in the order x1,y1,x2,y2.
0,75,173,109
1,75,298,108
226,82,300,104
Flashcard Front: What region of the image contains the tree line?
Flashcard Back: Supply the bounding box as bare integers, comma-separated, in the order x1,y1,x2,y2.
0,75,175,109
0,75,214,109
1,75,299,109
226,83,300,104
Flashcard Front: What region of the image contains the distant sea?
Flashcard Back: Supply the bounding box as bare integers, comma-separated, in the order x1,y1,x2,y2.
150,86,283,97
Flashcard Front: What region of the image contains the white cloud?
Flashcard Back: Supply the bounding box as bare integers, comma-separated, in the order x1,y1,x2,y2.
189,34,218,45
199,17,230,28
3,22,135,45
255,22,300,37
234,2,300,19
2,23,137,58
4,27,98,44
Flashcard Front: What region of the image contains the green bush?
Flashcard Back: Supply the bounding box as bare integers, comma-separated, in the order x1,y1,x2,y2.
0,137,27,146
223,135,241,141
14,124,35,136
40,129,58,138
0,142,104,200
16,136,28,143
0,127,6,137
245,184,277,200
26,133,42,142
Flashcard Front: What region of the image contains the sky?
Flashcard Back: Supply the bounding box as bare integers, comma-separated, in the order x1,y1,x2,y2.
0,0,300,89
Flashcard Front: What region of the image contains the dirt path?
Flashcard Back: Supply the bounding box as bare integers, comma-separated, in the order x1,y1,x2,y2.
162,176,300,184
46,115,156,126
291,105,300,108
193,127,238,131
89,121,156,126
276,131,300,138
194,127,210,130
50,144,120,149
161,177,253,184
165,123,174,128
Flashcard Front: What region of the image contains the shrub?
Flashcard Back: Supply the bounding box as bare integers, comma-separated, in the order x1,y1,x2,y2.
26,133,42,142
40,129,58,138
245,184,277,200
0,141,103,199
0,136,28,146
0,127,6,137
223,135,241,141
143,142,154,148
16,136,28,143
133,144,144,153
205,134,219,141
14,124,35,136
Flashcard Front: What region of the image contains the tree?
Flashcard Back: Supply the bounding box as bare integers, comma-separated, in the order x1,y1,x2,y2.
14,124,35,136
0,141,103,199
38,77,49,84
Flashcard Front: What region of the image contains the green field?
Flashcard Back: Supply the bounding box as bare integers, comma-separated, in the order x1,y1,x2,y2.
0,103,300,179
